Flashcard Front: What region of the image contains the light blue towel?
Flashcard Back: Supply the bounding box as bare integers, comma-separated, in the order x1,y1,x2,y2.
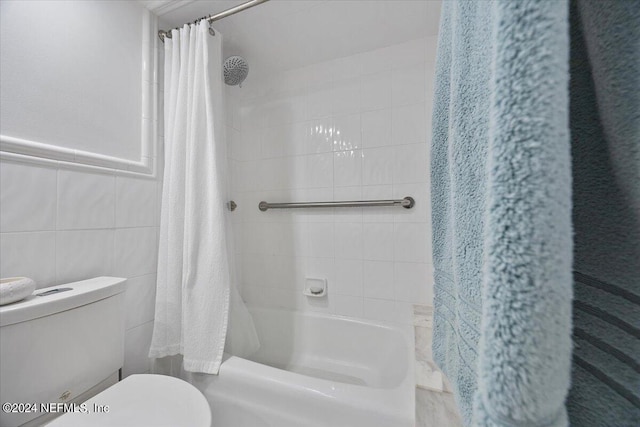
568,0,640,425
431,1,573,426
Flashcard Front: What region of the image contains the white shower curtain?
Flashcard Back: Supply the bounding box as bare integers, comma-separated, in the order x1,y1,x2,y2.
149,22,257,374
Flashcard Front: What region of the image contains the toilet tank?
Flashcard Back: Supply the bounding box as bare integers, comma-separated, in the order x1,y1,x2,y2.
0,277,126,427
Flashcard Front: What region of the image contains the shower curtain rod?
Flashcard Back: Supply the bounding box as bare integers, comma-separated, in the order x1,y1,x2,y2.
158,0,270,42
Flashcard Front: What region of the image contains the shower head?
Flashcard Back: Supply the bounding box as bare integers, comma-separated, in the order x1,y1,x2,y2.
224,56,249,87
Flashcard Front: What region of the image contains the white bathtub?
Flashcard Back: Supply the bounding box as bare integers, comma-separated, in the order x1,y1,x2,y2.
185,307,415,427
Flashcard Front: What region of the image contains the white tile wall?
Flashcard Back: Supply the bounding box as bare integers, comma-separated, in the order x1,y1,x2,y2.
0,231,56,286
123,320,155,377
57,170,116,230
124,274,157,330
114,227,158,278
55,229,116,284
0,161,160,376
115,176,158,227
229,37,438,325
0,162,57,232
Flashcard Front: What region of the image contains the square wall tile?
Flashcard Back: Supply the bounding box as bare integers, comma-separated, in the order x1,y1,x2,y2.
56,229,115,285
305,153,333,189
239,126,263,161
286,156,307,190
233,160,261,192
123,321,153,377
244,224,270,256
334,259,363,296
262,223,286,255
114,227,158,278
271,223,296,256
239,99,268,130
116,177,157,228
265,255,297,289
0,162,57,232
394,262,431,304
362,147,393,185
57,170,115,230
124,274,157,330
0,231,56,288
363,222,394,261
265,95,291,125
242,254,269,287
392,103,427,145
334,222,363,260
259,158,286,191
394,223,429,263
392,63,426,107
361,109,392,149
282,122,310,156
363,260,394,300
262,125,286,159
393,143,429,184
307,223,334,258
333,114,361,152
363,298,396,323
334,150,363,187
306,118,334,154
265,287,298,310
333,295,363,318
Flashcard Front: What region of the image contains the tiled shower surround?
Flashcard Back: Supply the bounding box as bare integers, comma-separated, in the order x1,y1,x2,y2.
226,36,438,325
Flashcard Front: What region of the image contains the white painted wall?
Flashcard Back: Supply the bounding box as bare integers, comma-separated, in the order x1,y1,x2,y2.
227,36,438,325
0,1,162,377
0,0,144,161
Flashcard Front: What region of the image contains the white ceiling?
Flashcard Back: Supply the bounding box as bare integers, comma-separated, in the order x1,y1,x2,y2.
149,0,441,75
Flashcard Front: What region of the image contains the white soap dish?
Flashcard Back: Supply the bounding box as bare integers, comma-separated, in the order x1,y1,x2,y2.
303,278,327,298
0,277,36,305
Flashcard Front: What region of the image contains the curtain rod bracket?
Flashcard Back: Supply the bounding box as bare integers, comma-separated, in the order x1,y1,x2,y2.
158,30,169,42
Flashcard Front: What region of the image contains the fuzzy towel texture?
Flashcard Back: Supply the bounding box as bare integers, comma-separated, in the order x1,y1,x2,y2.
431,1,573,426
432,0,639,425
568,0,640,425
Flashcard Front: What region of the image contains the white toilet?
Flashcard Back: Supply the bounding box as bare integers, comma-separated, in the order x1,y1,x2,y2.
0,277,211,427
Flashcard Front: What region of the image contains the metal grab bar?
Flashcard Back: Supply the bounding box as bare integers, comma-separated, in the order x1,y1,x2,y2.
258,197,415,211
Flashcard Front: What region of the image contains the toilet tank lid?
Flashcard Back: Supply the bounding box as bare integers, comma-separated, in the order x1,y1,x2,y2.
0,277,126,327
